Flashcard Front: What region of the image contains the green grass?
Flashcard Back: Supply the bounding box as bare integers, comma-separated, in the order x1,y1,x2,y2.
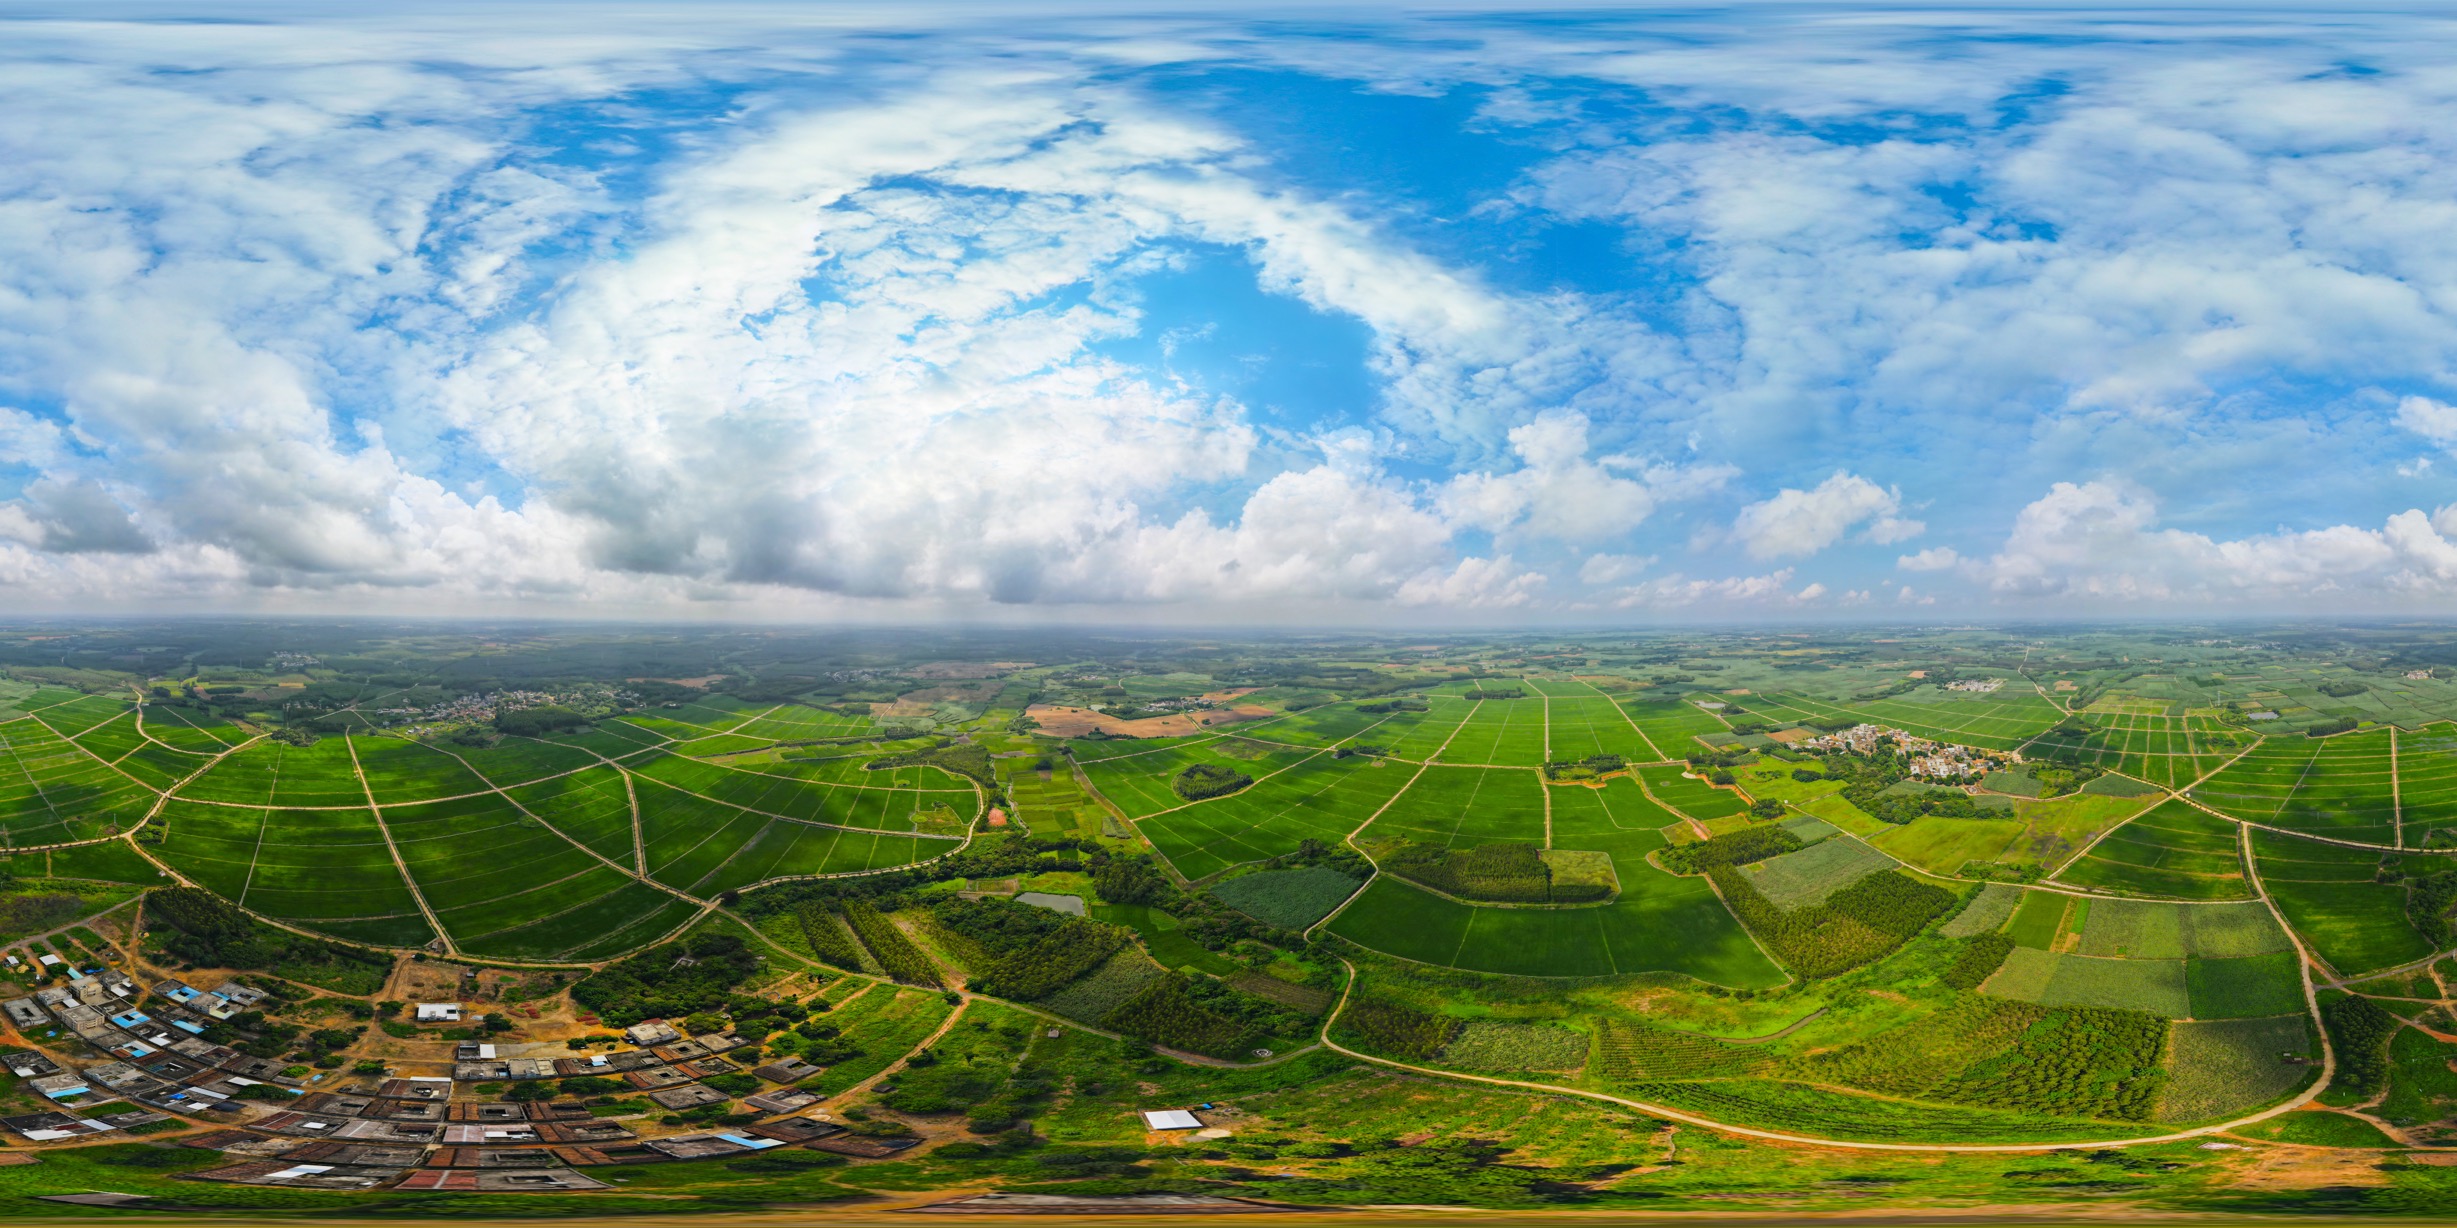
2005,889,2070,949
2055,800,2251,899
2186,952,2306,1019
2229,1109,2398,1147
1869,814,2022,875
2160,1014,2316,1122
1211,866,1363,929
1742,836,1892,910
2253,828,2435,976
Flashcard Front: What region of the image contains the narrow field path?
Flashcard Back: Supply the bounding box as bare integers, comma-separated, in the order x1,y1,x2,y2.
346,733,454,955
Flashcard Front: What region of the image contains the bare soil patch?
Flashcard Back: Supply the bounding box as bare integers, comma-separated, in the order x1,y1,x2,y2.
1025,703,1274,738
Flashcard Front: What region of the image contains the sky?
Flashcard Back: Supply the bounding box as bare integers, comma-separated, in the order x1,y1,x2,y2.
7,2,2457,623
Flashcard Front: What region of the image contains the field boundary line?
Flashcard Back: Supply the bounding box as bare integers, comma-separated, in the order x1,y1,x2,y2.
618,767,968,843
2393,725,2405,850
1321,959,2323,1153
422,742,710,912
346,733,455,955
1580,675,1666,762
623,769,647,874
2240,819,2342,1093
2040,794,2171,890
2176,792,2444,856
1307,709,1480,940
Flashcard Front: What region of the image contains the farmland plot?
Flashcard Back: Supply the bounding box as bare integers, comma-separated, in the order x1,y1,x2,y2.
1140,754,1416,881
2054,801,2251,899
1435,698,1548,767
2192,732,2399,846
2253,829,2437,976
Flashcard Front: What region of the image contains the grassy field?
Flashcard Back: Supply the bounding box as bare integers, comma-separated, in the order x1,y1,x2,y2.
0,717,159,846
1616,699,1726,759
1435,696,1549,766
2252,828,2436,976
1637,766,1748,820
1140,754,1416,881
1869,814,2023,875
2054,800,2252,899
1329,777,1779,986
2398,723,2457,844
2191,731,2399,846
2159,1014,2315,1122
1076,735,1319,819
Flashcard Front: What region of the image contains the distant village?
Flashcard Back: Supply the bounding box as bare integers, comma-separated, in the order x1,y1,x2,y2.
1,953,891,1191
1799,723,2020,781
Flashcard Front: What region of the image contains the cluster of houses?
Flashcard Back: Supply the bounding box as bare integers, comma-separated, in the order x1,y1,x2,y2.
1,997,905,1194
1943,678,2006,693
2,976,285,1139
1798,723,2019,781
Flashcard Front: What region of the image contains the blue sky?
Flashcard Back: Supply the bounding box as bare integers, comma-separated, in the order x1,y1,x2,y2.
4,3,2457,619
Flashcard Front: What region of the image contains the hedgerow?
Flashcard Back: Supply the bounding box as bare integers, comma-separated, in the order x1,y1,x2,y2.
796,905,868,971
2323,994,2399,1100
930,896,1127,999
843,899,941,987
1712,868,1953,978
1657,825,1802,875
1336,997,1462,1061
1942,933,2016,990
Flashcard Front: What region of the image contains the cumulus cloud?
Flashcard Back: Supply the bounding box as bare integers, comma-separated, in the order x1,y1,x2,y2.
1731,472,1921,560
2399,395,2457,445
1958,480,2457,603
0,7,2452,618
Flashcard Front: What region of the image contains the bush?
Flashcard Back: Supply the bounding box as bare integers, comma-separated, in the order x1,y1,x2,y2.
1337,998,1462,1061
931,896,1128,999
2324,995,2399,1099
1382,842,1550,904
2308,717,2360,737
1942,933,2015,990
1713,868,1953,978
1657,826,1803,875
1172,763,1254,802
844,899,940,987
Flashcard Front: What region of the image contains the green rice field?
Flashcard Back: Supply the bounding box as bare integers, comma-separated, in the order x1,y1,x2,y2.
2053,800,2252,899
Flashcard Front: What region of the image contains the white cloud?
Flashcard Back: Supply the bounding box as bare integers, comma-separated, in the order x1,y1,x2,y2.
1957,479,2457,603
2399,395,2457,445
1796,581,1827,600
1731,472,1920,560
1606,568,1796,608
1577,552,1652,585
1897,546,1960,571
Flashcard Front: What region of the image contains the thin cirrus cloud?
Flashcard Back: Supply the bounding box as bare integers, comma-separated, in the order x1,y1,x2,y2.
0,6,2453,617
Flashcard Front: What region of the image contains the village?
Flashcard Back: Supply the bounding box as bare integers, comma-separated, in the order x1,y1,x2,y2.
1796,722,2021,783
0,950,926,1193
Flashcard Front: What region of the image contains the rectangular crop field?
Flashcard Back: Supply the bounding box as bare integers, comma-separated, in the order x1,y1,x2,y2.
1435,698,1548,767
2191,732,2398,845
1616,700,1724,759
1366,697,1476,762
1361,766,1547,848
1140,755,1417,881
1079,737,1319,819
2052,800,2251,899
2397,724,2457,843
0,718,159,846
2185,952,2306,1019
1743,836,1893,910
1526,679,1653,764
506,766,640,863
2252,829,2435,976
352,736,492,804
1985,948,2192,1016
2159,1015,2315,1122
1636,766,1747,821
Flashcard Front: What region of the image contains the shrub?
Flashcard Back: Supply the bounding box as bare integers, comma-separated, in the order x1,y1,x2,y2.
843,899,941,987
1657,826,1803,875
930,896,1128,999
1337,998,1461,1061
1942,933,2015,990
2307,717,2360,737
1102,973,1292,1058
571,931,762,1027
1713,868,1953,978
1172,763,1254,802
2324,995,2399,1099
